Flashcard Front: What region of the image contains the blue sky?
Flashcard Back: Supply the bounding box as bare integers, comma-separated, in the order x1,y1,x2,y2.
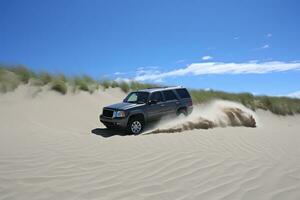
1,0,300,96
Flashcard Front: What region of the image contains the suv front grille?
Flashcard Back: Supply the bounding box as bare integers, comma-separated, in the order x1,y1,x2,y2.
103,109,114,118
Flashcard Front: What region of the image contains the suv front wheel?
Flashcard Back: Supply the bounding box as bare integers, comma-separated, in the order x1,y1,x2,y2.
127,116,144,135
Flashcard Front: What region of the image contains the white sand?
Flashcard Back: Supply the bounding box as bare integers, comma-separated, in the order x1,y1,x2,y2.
0,85,300,200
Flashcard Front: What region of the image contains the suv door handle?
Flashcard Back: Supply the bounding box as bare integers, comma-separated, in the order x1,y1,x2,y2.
176,101,180,104
160,104,165,107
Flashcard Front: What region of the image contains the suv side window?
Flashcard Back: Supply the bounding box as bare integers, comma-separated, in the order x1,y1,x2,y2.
150,92,163,102
163,90,178,101
175,88,191,99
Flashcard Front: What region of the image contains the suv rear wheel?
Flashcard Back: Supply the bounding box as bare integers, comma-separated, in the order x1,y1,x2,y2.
176,108,188,116
127,116,144,135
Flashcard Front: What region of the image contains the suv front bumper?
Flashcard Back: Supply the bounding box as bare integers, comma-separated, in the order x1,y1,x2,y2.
100,115,128,128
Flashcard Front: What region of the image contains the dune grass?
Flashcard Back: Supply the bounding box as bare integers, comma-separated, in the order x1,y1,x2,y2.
1,64,300,115
51,79,67,95
99,79,159,93
191,89,300,115
73,76,93,93
38,72,52,85
100,79,111,89
0,67,21,92
7,65,36,84
190,90,256,110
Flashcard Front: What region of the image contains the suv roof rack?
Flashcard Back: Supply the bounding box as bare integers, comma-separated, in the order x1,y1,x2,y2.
146,85,182,89
137,86,183,92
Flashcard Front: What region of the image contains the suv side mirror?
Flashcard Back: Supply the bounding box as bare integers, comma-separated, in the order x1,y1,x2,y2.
148,100,157,105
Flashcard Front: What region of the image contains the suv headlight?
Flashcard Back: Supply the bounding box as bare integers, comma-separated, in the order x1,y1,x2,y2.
113,111,126,118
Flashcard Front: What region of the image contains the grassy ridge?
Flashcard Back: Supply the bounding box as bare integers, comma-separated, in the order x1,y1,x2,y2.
190,90,300,115
0,64,159,94
1,64,300,115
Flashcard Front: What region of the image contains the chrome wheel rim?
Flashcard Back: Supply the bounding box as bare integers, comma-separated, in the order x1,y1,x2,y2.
131,121,142,134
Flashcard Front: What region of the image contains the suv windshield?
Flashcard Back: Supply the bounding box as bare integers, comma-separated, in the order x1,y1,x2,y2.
124,92,149,104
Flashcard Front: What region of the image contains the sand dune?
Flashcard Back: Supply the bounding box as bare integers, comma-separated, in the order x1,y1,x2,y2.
1,85,300,200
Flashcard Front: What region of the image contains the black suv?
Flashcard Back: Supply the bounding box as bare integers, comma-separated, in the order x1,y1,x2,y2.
100,86,193,134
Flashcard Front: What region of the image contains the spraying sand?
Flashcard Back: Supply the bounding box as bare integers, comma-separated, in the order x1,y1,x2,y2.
148,100,257,134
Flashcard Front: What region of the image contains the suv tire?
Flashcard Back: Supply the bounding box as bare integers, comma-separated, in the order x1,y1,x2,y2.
127,116,144,135
176,108,188,116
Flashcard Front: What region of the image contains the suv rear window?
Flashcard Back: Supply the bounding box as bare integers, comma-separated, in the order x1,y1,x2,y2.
176,88,191,99
163,90,178,101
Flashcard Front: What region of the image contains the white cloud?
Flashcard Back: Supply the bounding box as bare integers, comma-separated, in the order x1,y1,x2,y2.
254,44,270,50
248,60,259,63
136,67,160,76
133,61,300,82
207,47,215,50
202,56,213,60
287,91,300,98
260,44,270,49
115,77,132,83
176,59,186,63
267,33,272,37
114,66,163,83
114,72,122,75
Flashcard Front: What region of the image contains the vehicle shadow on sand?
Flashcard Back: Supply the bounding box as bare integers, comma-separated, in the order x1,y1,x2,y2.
91,128,131,138
91,121,160,138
